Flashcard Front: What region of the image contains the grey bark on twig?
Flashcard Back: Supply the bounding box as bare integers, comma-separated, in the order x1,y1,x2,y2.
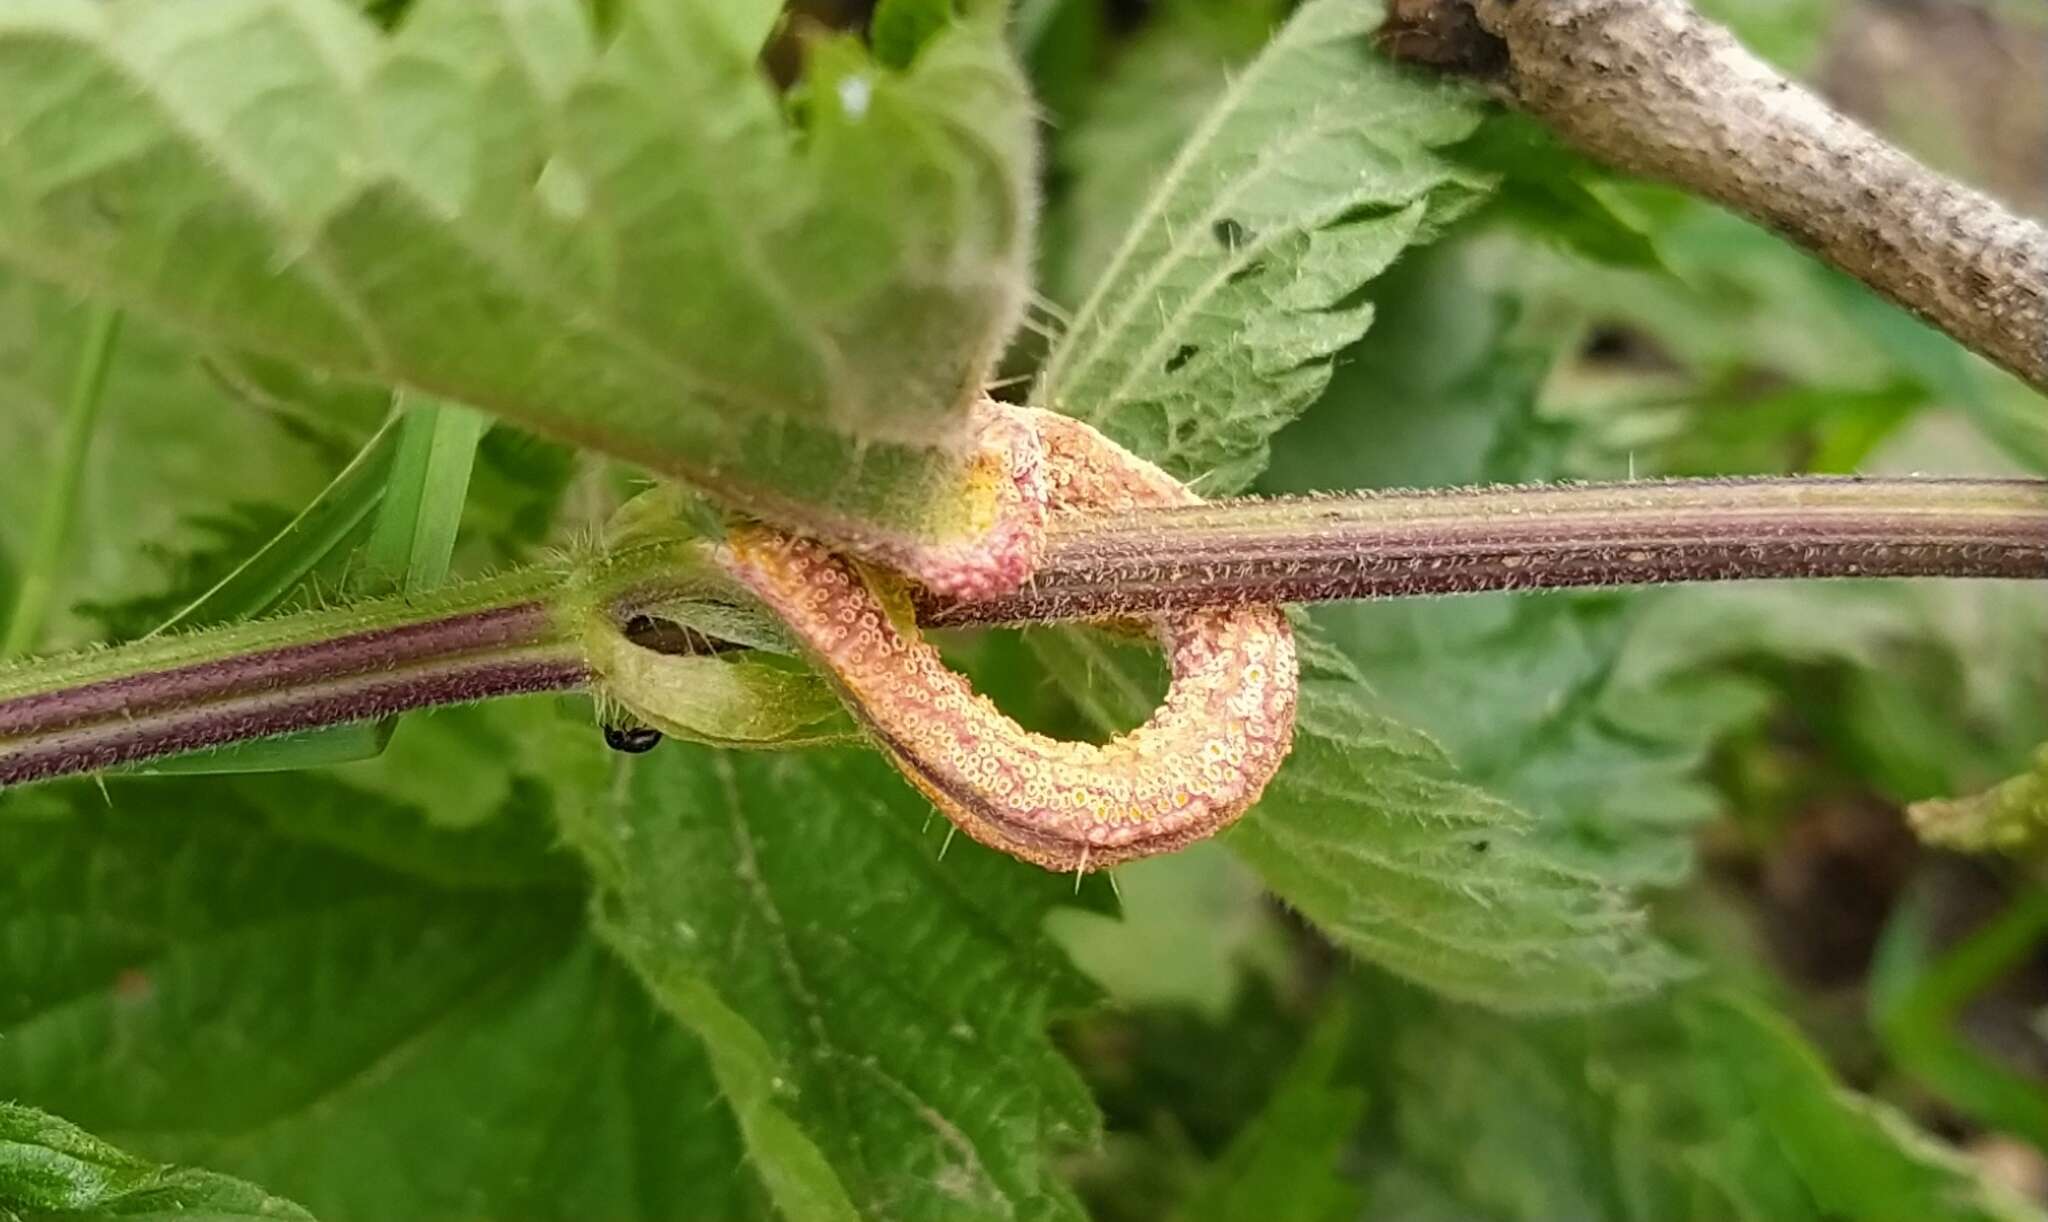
1382,0,2048,397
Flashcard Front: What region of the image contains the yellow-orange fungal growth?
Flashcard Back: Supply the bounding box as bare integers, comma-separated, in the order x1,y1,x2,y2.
722,404,1299,873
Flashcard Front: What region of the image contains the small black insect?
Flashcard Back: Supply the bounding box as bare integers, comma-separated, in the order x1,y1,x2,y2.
603,724,664,754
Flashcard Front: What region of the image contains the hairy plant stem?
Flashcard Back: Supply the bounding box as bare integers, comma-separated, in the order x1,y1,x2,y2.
1,477,2043,787
922,477,2048,625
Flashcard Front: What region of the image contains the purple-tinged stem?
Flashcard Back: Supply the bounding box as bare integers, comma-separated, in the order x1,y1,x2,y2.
0,602,554,738
3,476,2045,786
0,566,590,789
920,477,2048,624
0,648,585,787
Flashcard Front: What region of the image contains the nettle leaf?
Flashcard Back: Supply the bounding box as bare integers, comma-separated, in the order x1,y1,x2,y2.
72,503,302,641
0,711,774,1221
0,1102,309,1220
1358,983,2040,1222
0,543,16,638
1032,0,1487,492
0,0,1035,561
555,742,1104,1221
1231,647,1688,1009
1313,594,1762,891
1033,629,1686,1010
1039,0,1285,309
1681,993,2040,1222
1261,253,1768,890
1454,116,1666,272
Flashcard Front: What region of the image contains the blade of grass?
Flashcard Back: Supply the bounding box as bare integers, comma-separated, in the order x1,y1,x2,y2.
363,392,490,595
1871,887,2048,1151
147,410,404,635
132,392,490,775
2,306,123,657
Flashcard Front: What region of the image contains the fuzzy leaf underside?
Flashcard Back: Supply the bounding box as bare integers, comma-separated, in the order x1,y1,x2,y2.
0,0,1036,553
1032,0,1488,493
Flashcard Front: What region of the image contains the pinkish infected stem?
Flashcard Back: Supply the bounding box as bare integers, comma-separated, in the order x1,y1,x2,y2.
720,406,1298,872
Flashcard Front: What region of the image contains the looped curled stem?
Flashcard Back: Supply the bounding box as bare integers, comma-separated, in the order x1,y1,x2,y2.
717,403,1300,873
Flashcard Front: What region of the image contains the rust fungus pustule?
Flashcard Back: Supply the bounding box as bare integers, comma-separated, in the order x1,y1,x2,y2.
722,404,1299,873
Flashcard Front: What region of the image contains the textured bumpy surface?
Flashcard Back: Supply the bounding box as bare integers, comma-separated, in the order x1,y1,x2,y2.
723,404,1299,872
858,399,1051,601
1463,0,2048,394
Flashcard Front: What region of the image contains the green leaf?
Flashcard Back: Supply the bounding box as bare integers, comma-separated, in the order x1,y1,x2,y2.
147,415,401,634
0,0,1036,563
1455,116,1665,272
73,503,304,643
1255,238,1529,494
1871,890,2048,1152
1681,991,2039,1222
1227,646,1690,1010
1355,982,2042,1222
1032,628,1688,1011
1177,1004,1365,1222
0,720,773,1220
121,721,400,778
1313,593,1768,891
555,742,1105,1221
1033,0,1487,492
0,1102,309,1219
0,541,16,640
288,694,604,847
359,393,487,596
1039,0,1284,309
461,424,579,563
871,0,952,69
